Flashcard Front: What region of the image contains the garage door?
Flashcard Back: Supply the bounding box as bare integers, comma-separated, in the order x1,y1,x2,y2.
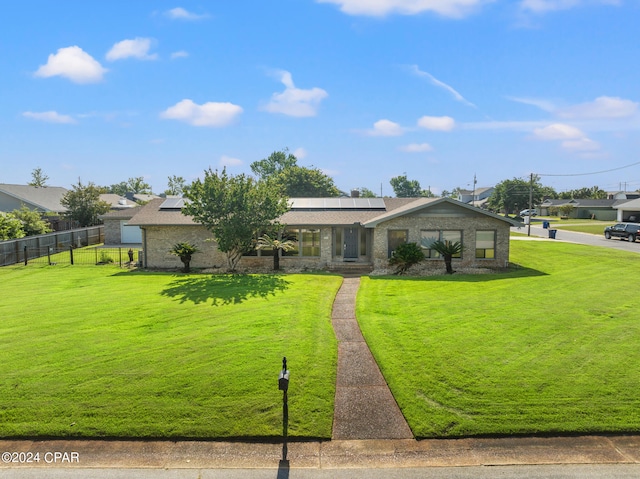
121,221,142,243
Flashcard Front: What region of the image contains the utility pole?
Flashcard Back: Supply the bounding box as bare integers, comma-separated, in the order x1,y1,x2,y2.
472,174,477,207
527,173,534,237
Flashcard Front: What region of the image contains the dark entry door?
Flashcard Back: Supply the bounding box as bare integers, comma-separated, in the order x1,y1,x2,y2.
344,227,358,260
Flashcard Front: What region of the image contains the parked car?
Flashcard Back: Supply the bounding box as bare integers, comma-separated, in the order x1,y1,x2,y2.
604,223,640,242
519,209,538,216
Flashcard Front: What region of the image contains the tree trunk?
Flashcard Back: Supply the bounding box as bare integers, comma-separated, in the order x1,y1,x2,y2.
273,249,280,271
444,254,454,274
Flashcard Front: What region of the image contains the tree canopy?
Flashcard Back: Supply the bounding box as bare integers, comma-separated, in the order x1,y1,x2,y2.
0,213,26,240
164,175,186,197
559,186,606,200
250,149,340,197
486,176,546,215
108,177,153,196
28,167,49,187
61,180,111,227
390,174,433,197
10,205,51,236
182,168,290,271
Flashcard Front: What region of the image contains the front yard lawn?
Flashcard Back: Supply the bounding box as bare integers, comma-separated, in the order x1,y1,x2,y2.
0,267,341,439
357,240,640,438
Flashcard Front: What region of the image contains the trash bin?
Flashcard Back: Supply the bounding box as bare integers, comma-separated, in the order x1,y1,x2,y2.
548,229,557,239
543,221,549,229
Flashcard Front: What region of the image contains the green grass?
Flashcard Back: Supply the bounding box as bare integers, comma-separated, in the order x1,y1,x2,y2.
531,218,614,235
357,241,640,438
0,266,341,439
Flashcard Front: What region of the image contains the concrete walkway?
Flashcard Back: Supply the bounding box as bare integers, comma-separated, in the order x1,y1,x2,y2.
330,277,413,440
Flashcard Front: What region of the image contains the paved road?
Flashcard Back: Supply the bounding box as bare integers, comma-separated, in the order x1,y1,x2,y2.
513,224,640,254
4,464,640,478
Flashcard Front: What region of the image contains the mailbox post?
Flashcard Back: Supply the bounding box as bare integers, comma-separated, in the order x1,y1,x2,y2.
278,357,289,461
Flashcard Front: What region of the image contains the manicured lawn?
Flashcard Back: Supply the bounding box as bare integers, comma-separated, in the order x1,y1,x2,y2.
357,241,640,438
0,266,341,439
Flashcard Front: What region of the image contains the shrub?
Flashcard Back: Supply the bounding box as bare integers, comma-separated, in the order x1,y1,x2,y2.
389,242,425,275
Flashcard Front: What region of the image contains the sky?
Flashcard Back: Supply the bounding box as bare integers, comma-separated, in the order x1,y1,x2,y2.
1,0,639,197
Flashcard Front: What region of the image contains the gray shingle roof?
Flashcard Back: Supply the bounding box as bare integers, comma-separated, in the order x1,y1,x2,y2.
0,184,68,212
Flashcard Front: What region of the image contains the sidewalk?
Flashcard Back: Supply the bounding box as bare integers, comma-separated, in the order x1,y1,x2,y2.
2,436,640,469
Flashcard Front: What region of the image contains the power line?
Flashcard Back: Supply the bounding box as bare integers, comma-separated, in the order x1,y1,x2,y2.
538,160,640,177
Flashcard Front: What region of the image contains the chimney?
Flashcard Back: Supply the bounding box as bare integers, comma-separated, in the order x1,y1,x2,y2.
351,189,360,198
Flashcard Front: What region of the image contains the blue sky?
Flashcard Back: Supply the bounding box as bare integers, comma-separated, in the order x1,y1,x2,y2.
2,0,639,196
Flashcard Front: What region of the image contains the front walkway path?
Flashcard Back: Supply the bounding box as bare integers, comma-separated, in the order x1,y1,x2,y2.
330,277,413,440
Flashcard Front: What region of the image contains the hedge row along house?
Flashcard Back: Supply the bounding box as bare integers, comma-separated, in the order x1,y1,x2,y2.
110,196,521,274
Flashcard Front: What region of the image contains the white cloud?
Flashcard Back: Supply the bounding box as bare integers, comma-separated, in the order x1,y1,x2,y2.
521,0,620,13
417,115,456,131
34,46,107,84
219,155,243,167
292,147,308,159
22,111,76,124
165,7,209,20
316,0,491,18
171,50,189,59
106,38,158,61
557,96,638,119
561,137,601,151
533,123,585,140
408,65,476,107
507,96,556,112
533,123,601,153
366,119,405,136
262,70,328,117
398,143,433,152
160,99,243,127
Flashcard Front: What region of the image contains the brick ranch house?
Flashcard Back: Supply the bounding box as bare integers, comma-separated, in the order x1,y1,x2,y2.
122,196,521,273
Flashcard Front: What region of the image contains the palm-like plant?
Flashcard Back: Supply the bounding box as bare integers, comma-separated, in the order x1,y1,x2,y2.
169,242,199,273
256,233,297,271
429,240,463,274
389,242,425,275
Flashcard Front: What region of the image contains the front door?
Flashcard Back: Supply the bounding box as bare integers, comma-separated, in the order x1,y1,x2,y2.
343,227,358,260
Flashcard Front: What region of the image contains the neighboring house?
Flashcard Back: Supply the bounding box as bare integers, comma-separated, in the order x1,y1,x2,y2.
0,184,68,213
128,196,520,273
457,187,494,208
539,198,619,221
0,183,75,230
607,191,640,201
613,198,640,222
100,194,137,210
100,207,143,245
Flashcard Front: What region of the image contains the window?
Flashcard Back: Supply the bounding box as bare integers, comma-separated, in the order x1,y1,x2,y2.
334,228,343,256
388,230,408,257
420,230,463,259
475,230,495,259
360,229,368,257
301,228,321,256
283,228,320,257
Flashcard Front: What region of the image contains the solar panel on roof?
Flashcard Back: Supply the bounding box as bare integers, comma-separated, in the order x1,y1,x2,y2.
289,197,385,209
159,197,186,209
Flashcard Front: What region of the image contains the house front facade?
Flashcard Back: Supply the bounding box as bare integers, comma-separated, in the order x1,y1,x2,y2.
128,196,520,273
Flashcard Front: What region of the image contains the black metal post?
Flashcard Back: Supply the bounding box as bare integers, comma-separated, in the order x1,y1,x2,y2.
69,245,74,265
23,246,28,266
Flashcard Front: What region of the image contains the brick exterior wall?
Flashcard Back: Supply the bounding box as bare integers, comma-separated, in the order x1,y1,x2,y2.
140,212,511,274
371,212,511,271
103,219,121,245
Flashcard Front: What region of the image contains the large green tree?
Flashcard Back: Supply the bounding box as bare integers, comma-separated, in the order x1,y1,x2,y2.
251,149,340,197
390,174,433,197
487,176,546,215
250,149,298,180
559,186,606,200
182,168,290,271
61,180,111,227
164,175,186,196
108,177,153,196
10,205,51,236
